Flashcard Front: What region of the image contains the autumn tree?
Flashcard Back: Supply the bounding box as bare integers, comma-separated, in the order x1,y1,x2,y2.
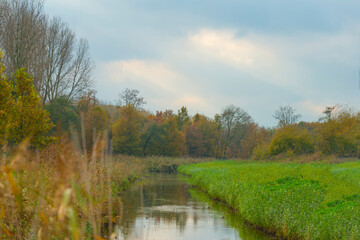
191,114,220,157
162,116,185,156
177,106,190,131
112,106,143,155
140,122,165,156
316,108,360,157
228,122,260,159
185,125,204,157
140,111,185,157
251,127,273,160
274,105,302,127
0,53,13,146
7,68,54,147
75,91,110,152
85,106,109,151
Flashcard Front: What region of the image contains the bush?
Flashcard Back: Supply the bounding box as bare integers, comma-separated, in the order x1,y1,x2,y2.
316,110,360,157
269,125,314,156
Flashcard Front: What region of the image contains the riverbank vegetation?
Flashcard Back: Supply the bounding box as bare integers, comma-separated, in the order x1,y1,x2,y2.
179,161,360,239
0,140,211,239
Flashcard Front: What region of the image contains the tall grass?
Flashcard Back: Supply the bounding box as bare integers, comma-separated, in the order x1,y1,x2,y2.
0,137,212,239
0,139,127,239
179,161,360,239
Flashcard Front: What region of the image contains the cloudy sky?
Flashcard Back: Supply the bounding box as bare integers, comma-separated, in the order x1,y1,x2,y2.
45,0,360,126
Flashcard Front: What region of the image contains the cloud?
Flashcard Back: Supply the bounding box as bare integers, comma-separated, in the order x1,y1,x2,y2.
100,60,213,113
298,100,326,117
186,29,302,88
104,60,182,93
97,26,359,126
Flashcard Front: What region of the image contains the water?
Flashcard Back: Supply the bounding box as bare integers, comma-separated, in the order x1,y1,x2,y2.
114,173,270,240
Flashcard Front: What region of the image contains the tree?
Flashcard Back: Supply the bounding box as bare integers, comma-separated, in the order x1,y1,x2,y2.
319,106,336,122
218,105,252,158
77,90,98,113
117,88,146,109
112,106,143,155
7,68,54,147
185,125,204,157
162,116,185,156
45,95,79,135
140,122,165,156
273,105,302,127
75,90,110,152
0,0,94,103
228,122,260,159
85,106,109,151
251,127,273,160
0,0,46,89
192,114,220,157
0,52,13,146
177,106,190,130
42,18,94,103
316,108,360,157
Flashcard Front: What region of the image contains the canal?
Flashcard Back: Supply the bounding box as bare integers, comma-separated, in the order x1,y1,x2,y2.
114,172,270,240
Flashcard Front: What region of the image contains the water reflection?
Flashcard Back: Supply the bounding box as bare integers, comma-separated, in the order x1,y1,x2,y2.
115,173,269,240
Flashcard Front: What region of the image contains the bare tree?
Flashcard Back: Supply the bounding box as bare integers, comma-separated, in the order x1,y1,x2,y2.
319,105,337,122
0,0,46,88
0,0,94,103
273,105,302,127
219,105,252,158
118,88,146,109
42,18,94,103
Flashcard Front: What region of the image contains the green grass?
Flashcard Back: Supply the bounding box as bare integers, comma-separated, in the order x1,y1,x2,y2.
179,160,360,239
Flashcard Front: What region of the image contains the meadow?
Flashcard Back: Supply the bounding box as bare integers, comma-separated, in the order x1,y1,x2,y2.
179,160,360,239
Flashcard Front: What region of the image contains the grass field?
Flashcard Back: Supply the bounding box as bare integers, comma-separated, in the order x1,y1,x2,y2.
179,160,360,239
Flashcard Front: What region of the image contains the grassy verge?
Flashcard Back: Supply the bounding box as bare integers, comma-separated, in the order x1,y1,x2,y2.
179,160,360,239
0,142,211,240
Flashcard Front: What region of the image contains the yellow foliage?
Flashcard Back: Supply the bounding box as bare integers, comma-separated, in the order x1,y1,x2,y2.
316,109,360,157
0,54,13,146
112,106,143,155
6,68,54,147
269,125,315,156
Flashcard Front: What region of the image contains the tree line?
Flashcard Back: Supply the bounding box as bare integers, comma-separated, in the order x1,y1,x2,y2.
2,58,360,159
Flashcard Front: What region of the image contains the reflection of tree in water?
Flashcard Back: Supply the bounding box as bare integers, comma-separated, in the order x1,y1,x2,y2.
115,173,193,237
148,208,188,234
113,173,269,240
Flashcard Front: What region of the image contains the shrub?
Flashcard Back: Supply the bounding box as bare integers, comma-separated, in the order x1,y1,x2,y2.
269,125,314,156
316,109,360,157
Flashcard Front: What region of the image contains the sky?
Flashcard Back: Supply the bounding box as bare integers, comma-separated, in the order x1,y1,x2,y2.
45,0,360,127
